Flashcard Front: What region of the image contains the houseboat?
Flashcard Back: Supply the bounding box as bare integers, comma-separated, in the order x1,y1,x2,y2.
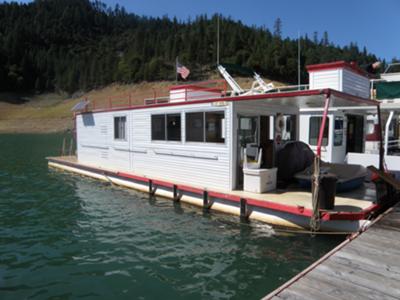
48,61,399,232
346,63,400,176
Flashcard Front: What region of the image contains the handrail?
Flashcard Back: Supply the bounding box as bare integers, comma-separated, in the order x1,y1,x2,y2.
87,82,311,111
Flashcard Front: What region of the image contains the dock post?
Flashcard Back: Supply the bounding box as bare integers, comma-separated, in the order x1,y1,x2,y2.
240,198,248,220
149,180,157,195
203,190,211,209
173,184,181,202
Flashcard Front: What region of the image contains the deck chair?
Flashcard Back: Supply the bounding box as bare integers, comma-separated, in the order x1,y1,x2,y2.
244,147,263,169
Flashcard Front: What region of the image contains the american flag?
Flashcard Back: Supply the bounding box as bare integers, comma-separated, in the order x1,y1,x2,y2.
176,61,190,79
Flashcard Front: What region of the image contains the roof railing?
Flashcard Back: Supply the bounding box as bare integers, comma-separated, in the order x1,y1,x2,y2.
87,82,310,111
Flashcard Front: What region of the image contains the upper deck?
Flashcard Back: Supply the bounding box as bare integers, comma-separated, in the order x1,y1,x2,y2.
74,81,378,116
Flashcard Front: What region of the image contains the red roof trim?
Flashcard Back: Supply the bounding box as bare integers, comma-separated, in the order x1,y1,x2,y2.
77,88,378,116
307,61,369,78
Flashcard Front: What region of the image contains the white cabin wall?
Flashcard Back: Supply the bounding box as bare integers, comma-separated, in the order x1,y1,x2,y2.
130,102,232,191
77,103,232,191
309,70,341,91
342,69,370,99
76,111,131,172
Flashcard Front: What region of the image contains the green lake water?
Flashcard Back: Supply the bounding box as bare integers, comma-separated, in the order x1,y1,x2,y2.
0,134,343,299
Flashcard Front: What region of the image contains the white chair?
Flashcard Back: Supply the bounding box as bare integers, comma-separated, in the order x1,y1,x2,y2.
244,148,263,169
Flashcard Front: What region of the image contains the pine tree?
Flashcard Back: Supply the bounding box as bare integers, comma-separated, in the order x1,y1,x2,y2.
0,0,379,95
273,17,282,38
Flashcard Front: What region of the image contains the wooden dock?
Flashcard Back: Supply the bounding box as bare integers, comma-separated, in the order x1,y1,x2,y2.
264,203,400,300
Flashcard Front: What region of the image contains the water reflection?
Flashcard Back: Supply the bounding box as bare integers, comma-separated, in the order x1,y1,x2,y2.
0,134,342,300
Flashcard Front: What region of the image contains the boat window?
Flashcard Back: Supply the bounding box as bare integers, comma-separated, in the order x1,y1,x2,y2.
114,116,126,140
206,112,225,143
282,115,297,141
186,111,225,143
309,116,329,146
186,112,204,142
151,114,166,140
334,117,344,146
167,114,181,141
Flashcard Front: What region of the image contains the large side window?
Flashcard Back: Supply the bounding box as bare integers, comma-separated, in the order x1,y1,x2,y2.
309,116,329,146
186,112,204,142
114,116,126,140
206,111,225,143
151,114,181,141
151,114,166,140
186,111,225,143
167,114,181,141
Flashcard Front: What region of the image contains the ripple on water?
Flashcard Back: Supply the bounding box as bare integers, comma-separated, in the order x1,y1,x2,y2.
0,134,343,300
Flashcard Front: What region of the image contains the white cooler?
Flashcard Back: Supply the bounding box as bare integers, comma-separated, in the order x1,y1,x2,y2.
243,168,277,193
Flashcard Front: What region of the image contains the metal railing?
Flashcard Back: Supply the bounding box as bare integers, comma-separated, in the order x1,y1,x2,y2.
88,80,227,111
86,82,310,112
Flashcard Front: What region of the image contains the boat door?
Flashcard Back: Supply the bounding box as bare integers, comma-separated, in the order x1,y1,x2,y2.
331,116,346,163
236,115,259,189
346,114,364,153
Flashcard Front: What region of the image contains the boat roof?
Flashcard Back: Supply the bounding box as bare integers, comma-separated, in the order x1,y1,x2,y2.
306,61,369,78
79,88,379,115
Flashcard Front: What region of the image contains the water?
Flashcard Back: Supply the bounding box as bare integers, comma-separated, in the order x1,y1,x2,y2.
0,134,343,299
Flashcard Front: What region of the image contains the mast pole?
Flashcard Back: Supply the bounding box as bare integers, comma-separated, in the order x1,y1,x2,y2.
217,14,220,65
175,56,178,83
298,31,301,89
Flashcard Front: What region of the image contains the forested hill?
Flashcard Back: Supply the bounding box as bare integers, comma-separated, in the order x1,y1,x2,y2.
0,0,379,95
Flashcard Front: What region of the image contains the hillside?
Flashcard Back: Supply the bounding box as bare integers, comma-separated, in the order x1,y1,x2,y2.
0,76,282,133
0,0,379,97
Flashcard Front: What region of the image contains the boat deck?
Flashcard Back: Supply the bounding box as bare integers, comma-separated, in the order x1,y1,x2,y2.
231,185,375,212
49,156,376,214
264,202,400,299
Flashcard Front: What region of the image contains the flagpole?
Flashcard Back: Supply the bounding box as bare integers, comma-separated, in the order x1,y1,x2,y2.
297,31,301,89
175,56,178,83
217,14,220,65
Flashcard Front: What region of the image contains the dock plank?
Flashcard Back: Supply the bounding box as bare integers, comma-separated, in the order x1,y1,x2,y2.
277,284,337,300
264,203,400,299
294,272,375,300
305,269,396,300
335,249,400,278
316,260,400,298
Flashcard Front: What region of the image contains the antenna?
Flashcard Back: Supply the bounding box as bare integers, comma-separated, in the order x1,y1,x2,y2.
217,14,220,65
297,31,301,89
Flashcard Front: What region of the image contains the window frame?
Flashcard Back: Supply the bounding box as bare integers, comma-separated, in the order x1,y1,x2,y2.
334,117,344,146
309,116,330,146
166,113,182,141
151,113,182,142
205,111,225,143
185,110,225,144
185,111,205,142
113,115,127,141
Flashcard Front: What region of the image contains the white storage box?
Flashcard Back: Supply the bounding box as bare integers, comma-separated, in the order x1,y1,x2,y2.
243,168,277,193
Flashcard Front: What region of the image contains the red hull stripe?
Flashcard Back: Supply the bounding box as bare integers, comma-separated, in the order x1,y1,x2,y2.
48,158,378,221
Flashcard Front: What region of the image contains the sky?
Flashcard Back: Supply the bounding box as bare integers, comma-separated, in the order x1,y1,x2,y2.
9,0,400,61
102,0,399,62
